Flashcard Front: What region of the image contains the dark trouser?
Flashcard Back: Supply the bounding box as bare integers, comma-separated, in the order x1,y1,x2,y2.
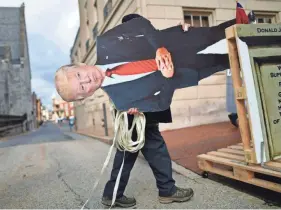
103,123,176,199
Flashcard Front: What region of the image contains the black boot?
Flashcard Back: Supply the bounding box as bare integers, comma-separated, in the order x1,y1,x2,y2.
158,186,194,204
102,195,136,208
228,113,238,127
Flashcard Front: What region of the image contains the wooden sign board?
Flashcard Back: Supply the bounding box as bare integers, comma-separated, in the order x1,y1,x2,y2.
256,60,281,160
233,23,281,163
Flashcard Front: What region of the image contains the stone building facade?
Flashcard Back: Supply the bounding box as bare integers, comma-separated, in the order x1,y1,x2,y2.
70,0,281,137
0,4,34,130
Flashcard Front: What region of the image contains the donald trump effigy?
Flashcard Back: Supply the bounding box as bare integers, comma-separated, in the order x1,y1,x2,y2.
55,16,236,112
54,2,254,208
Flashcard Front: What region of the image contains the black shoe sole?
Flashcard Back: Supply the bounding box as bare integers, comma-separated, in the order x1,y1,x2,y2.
102,200,137,208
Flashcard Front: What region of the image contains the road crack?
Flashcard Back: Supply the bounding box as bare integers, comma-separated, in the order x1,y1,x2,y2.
52,157,90,209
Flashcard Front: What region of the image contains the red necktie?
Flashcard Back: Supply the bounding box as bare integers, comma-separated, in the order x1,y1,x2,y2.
105,59,158,77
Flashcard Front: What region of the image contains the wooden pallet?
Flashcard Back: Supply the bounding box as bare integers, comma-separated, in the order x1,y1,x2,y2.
196,24,281,193
198,143,281,193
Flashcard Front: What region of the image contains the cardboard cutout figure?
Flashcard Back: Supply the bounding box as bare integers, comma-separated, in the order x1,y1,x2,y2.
96,16,236,112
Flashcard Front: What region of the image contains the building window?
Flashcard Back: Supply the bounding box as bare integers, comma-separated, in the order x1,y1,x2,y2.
93,23,99,40
255,14,277,24
103,0,112,20
183,11,211,27
85,39,90,52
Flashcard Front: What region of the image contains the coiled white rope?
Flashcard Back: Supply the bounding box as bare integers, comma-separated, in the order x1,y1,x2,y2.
81,109,146,209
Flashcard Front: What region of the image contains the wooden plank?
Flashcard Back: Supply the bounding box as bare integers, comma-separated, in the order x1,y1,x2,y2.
225,25,236,39
198,159,214,173
207,151,245,162
217,148,245,156
233,167,254,181
228,145,243,150
237,142,253,147
198,156,281,193
226,37,252,155
236,87,247,100
244,149,257,164
198,159,233,178
198,154,281,178
265,162,281,172
249,178,281,193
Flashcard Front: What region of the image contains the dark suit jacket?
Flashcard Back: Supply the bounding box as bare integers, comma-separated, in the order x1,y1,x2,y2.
97,16,236,113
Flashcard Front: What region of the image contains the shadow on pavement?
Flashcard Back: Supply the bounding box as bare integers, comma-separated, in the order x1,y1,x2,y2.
206,173,281,208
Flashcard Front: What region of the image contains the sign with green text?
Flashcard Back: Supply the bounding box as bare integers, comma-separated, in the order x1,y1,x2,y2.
235,23,281,162
259,64,281,159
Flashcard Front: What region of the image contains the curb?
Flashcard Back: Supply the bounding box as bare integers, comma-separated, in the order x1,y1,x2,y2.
74,130,201,179
75,131,113,145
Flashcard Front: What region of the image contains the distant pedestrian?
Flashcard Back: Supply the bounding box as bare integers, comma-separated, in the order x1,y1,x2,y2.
69,116,75,131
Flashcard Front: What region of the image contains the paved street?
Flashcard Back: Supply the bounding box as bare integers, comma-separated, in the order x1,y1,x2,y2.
0,122,279,209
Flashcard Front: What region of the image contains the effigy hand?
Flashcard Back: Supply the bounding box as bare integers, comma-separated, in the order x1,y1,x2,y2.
179,22,191,32
155,47,174,78
127,107,139,115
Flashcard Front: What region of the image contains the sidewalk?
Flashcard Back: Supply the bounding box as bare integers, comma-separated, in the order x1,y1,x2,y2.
162,121,241,175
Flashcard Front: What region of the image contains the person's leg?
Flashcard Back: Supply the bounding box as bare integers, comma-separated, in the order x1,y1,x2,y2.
102,129,139,207
228,113,238,127
141,124,194,203
141,124,175,195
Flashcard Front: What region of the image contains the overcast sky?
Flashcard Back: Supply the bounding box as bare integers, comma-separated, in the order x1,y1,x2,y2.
0,0,80,110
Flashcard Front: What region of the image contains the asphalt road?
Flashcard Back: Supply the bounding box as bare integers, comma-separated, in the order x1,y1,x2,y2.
0,122,279,209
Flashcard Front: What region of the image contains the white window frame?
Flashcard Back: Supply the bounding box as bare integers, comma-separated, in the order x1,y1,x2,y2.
182,8,214,27
254,11,279,23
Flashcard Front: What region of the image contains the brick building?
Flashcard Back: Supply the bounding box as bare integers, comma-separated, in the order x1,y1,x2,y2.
36,98,42,125
32,92,38,127
52,96,75,122
0,3,34,130
70,0,281,137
